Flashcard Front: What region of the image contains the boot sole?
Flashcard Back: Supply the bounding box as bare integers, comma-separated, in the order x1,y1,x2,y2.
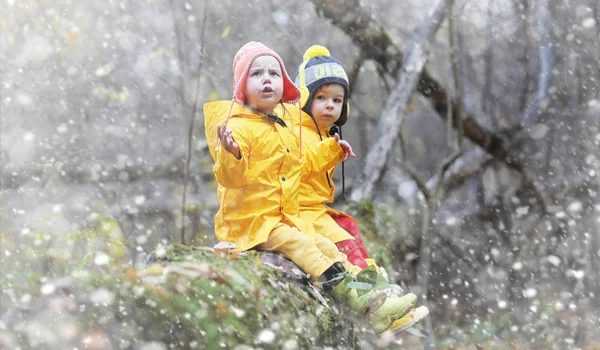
387,306,429,334
371,295,417,334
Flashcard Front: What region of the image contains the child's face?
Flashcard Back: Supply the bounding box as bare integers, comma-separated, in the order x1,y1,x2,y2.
244,56,284,114
309,84,344,129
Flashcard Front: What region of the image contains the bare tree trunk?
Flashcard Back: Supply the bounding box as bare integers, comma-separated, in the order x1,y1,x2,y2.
349,0,451,202
482,3,495,122
179,0,209,244
520,0,553,125
310,0,509,165
515,0,531,114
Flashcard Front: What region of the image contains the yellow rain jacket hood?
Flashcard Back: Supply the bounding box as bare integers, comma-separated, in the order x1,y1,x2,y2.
204,101,345,251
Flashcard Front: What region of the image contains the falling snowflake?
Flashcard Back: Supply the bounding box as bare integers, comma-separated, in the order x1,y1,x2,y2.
256,329,275,344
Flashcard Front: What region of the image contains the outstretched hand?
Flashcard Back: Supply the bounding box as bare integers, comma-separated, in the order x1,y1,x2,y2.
333,133,356,162
217,124,241,160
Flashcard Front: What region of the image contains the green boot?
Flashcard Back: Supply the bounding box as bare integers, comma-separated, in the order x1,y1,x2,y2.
319,263,417,331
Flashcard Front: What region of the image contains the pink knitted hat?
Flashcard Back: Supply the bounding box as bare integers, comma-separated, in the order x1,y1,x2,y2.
232,41,300,104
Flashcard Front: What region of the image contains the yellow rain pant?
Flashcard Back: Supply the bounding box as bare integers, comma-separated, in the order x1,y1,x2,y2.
257,221,362,280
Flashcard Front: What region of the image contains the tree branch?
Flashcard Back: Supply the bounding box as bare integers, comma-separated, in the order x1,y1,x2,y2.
348,51,365,97
520,0,553,125
349,0,450,202
180,0,209,244
310,0,512,166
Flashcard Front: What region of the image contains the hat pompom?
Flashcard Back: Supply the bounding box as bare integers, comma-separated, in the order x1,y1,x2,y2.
303,45,330,61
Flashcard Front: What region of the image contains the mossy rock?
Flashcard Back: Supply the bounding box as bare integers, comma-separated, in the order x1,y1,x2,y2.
2,244,378,349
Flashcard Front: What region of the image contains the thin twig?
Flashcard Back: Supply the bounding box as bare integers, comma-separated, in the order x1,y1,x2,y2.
180,0,209,244
348,51,365,97
376,64,391,94
434,0,464,199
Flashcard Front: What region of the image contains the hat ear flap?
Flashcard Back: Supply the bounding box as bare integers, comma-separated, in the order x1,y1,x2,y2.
300,86,310,108
334,102,350,126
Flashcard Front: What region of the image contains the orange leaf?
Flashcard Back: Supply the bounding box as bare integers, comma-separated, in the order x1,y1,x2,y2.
215,301,228,315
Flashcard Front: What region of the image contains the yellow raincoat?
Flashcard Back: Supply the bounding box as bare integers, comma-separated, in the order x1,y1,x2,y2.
294,112,358,243
203,101,344,252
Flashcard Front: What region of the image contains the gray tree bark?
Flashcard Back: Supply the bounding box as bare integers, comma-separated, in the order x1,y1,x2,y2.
310,0,508,163
348,0,451,202
520,0,553,125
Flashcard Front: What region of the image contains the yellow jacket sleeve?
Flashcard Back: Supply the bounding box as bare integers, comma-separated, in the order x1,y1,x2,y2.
301,138,344,180
213,127,251,188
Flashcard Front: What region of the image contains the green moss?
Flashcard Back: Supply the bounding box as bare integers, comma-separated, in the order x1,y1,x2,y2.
70,244,363,349
344,201,408,274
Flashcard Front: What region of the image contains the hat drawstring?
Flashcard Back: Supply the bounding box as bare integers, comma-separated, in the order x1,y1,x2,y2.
217,99,236,148
299,103,303,161
328,125,345,201
340,126,345,201
309,115,335,190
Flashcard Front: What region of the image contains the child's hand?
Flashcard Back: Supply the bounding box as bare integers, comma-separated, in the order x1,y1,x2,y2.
217,124,241,160
333,133,356,162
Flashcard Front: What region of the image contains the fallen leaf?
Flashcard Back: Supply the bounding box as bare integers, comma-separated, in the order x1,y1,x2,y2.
215,301,228,315
221,26,231,38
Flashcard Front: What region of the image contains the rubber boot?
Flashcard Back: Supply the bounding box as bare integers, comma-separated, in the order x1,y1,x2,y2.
377,305,430,335
319,263,417,331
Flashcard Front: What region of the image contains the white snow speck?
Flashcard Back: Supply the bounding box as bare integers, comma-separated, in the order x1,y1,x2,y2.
139,342,167,350
23,132,35,142
7,0,15,6
57,124,68,133
134,195,146,205
20,294,32,304
554,301,564,311
231,306,245,318
136,235,148,244
527,124,550,140
256,329,275,344
585,154,597,165
273,9,289,25
566,269,585,279
546,255,561,266
445,216,457,226
90,288,115,304
567,201,583,213
523,288,537,298
512,261,523,271
530,305,538,313
516,206,529,217
133,285,145,296
95,65,113,77
491,248,500,258
41,283,56,295
16,93,33,106
94,252,110,266
155,246,166,258
582,18,596,29
497,300,507,309
283,339,299,350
